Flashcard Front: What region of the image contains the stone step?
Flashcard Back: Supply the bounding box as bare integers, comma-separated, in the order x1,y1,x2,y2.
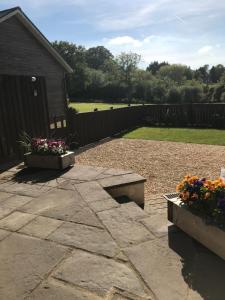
98,174,146,207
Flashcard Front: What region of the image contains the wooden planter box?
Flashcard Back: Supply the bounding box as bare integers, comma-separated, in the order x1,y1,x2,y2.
24,151,75,170
164,193,225,261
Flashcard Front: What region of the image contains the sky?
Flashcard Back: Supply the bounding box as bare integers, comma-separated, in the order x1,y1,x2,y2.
1,0,225,69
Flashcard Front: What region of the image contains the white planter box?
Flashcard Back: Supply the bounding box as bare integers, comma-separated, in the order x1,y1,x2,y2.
164,193,225,261
24,151,75,170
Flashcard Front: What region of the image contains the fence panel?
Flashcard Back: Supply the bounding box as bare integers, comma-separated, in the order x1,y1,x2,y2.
65,103,225,147
67,106,145,146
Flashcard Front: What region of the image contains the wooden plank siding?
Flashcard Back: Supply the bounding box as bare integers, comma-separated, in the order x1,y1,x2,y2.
0,75,49,162
0,16,67,118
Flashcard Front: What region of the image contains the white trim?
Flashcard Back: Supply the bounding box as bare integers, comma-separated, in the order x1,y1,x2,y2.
0,9,73,73
0,9,18,23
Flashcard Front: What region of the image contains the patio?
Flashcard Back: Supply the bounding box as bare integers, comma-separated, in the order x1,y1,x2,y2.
0,161,225,300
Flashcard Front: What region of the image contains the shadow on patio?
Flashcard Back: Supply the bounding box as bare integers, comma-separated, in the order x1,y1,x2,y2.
168,226,225,300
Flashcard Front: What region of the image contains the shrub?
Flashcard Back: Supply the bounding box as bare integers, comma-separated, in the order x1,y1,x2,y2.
167,87,182,103
180,86,203,103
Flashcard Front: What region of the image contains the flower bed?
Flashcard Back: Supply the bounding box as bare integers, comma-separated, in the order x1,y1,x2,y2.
24,138,74,170
31,138,68,156
164,174,225,261
176,175,225,227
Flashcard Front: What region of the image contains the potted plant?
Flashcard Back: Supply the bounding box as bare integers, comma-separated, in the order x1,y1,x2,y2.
164,175,225,260
23,137,75,170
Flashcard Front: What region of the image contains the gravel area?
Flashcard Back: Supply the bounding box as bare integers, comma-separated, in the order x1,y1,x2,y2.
76,138,225,196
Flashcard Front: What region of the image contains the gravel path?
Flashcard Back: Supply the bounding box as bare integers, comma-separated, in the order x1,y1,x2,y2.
76,138,225,196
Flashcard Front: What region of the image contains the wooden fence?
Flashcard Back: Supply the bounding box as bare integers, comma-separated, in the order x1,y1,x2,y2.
2,100,225,163
66,106,146,146
63,104,225,147
143,104,225,128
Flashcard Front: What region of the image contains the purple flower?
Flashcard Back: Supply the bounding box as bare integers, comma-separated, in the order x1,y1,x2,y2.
194,180,203,186
217,198,225,210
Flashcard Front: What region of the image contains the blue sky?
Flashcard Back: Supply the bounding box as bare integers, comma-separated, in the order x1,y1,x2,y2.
1,0,225,69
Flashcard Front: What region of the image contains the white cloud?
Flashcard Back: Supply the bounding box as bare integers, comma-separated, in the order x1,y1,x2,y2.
107,36,142,47
198,46,213,54
101,35,225,69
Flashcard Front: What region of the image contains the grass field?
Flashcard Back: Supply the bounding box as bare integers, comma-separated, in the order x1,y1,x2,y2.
123,127,225,146
69,102,139,112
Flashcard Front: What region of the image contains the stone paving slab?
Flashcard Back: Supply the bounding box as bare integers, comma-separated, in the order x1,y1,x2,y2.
0,191,14,202
2,163,220,300
114,202,148,221
20,188,103,228
140,213,175,238
48,221,120,257
0,181,52,197
0,228,11,241
61,164,105,181
0,212,36,231
27,278,103,300
98,203,154,248
88,198,119,213
19,216,63,239
36,177,67,187
95,168,133,180
57,179,85,190
124,229,225,300
75,181,113,203
98,173,146,189
53,250,151,298
101,168,133,176
9,168,61,184
0,207,15,220
114,251,129,262
0,233,69,300
0,194,33,210
124,233,190,300
107,287,152,300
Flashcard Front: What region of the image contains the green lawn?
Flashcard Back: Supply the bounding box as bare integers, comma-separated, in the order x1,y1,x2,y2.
69,102,139,112
123,127,225,146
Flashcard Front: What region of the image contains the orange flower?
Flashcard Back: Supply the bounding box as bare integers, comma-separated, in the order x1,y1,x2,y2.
176,183,184,192
187,175,199,184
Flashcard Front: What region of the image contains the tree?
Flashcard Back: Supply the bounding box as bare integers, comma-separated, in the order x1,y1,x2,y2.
116,52,141,102
116,52,141,84
86,46,113,70
158,64,193,84
209,64,225,83
180,86,203,103
167,88,182,103
52,41,89,98
146,61,169,75
194,65,210,84
52,41,86,69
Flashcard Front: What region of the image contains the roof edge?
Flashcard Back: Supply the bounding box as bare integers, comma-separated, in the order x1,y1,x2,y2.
0,8,73,73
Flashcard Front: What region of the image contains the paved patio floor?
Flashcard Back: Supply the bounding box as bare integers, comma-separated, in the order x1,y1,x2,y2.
0,163,225,300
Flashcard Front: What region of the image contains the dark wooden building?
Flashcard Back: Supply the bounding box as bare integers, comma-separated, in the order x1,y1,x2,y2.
0,7,73,162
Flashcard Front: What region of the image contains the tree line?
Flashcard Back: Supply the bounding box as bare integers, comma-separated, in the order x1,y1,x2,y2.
52,41,225,104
